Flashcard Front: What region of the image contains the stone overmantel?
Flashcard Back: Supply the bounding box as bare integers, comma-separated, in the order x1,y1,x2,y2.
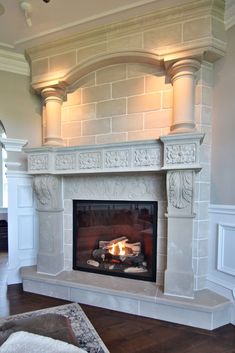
24,133,204,175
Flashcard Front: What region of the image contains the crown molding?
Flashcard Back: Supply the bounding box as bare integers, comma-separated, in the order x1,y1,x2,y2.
0,49,29,76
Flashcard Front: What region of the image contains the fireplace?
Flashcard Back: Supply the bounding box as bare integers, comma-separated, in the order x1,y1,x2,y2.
73,200,157,282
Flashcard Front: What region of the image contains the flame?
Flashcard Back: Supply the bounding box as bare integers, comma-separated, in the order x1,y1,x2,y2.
109,242,126,256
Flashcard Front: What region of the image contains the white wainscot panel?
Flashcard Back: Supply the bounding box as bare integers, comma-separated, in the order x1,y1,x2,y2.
18,215,34,250
217,223,235,276
17,184,33,208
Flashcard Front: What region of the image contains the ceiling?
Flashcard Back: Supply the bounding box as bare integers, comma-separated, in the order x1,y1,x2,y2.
0,0,181,53
0,0,233,55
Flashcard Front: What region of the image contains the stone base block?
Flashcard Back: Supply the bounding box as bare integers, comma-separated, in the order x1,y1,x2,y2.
20,266,232,330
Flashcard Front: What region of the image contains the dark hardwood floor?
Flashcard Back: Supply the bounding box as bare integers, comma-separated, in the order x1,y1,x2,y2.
0,253,235,353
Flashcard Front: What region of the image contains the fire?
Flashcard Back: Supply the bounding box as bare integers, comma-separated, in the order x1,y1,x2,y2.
109,242,126,256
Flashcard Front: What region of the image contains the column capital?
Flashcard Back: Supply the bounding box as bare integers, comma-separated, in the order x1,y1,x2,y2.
168,59,201,83
41,86,65,103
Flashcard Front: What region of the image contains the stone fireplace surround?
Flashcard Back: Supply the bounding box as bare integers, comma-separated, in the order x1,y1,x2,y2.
21,135,231,329
20,0,233,329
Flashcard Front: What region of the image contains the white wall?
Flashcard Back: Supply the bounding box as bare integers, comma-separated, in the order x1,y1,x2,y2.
0,70,41,150
208,26,235,318
211,25,235,205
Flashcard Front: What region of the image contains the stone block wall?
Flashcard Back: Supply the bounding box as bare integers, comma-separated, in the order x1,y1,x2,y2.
193,62,213,290
60,63,172,146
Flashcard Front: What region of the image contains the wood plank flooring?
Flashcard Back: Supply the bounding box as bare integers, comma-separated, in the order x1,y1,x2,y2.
0,254,235,353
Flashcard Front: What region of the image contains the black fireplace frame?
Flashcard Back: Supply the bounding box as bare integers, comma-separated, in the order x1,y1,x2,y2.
73,199,158,282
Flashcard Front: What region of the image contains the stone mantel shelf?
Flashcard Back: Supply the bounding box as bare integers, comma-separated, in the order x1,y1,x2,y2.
24,133,204,175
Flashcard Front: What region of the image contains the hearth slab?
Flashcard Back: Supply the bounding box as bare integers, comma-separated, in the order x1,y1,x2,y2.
20,266,232,330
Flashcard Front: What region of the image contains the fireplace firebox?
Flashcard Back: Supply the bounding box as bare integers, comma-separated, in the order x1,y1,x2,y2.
73,200,157,282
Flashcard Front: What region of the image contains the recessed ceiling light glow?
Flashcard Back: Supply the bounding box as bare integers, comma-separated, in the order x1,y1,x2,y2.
0,3,5,16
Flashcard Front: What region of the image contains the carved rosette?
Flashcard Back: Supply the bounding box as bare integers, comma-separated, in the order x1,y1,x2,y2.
29,154,48,171
104,150,129,168
134,148,161,167
79,152,101,169
33,175,62,210
166,144,196,165
168,171,193,209
55,153,76,170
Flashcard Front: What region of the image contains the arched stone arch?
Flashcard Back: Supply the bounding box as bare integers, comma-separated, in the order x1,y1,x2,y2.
63,50,165,91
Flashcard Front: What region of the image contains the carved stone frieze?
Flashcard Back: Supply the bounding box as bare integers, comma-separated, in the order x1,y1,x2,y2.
33,175,62,210
104,150,129,168
134,148,161,167
29,154,48,171
64,174,165,201
168,171,193,209
166,144,196,164
55,153,76,170
79,152,101,169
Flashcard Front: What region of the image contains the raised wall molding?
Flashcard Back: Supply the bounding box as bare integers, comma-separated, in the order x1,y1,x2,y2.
217,223,235,276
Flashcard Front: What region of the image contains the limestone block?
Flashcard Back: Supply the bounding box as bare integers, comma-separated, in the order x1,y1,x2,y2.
127,63,160,78
96,132,127,144
82,84,111,104
144,110,171,129
68,135,96,146
128,92,161,114
49,51,76,73
199,182,210,201
112,113,143,132
96,64,126,84
97,98,126,117
212,17,226,42
197,257,208,276
128,129,161,141
198,239,209,258
62,122,81,138
64,199,72,214
144,24,181,49
183,17,211,42
64,230,72,245
201,106,212,125
63,90,81,107
75,72,96,88
67,103,96,122
112,77,144,98
63,214,72,230
107,34,142,51
145,75,171,93
198,220,209,236
82,118,111,136
163,90,173,109
32,58,49,76
77,42,107,63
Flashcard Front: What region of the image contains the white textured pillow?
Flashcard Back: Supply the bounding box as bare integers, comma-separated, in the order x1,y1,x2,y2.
0,331,87,353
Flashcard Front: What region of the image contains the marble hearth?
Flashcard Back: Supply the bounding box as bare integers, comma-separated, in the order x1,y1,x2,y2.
21,136,232,329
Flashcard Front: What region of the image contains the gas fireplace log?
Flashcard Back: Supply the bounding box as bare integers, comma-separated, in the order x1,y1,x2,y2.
92,248,145,266
99,236,128,249
99,237,141,255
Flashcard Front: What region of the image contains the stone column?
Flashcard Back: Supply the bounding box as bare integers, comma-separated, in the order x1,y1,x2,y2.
41,87,65,146
168,59,200,133
161,133,204,298
164,170,195,298
33,175,64,275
